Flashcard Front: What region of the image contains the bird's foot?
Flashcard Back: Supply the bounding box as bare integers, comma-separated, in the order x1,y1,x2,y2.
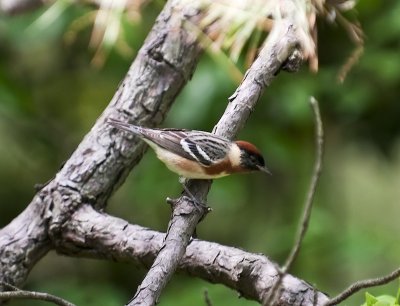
175,177,212,213
181,195,210,212
166,195,210,213
180,183,209,212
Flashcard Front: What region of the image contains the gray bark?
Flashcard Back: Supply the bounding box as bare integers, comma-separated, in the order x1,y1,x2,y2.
0,0,43,15
0,1,330,305
59,205,329,305
0,0,202,289
127,1,316,305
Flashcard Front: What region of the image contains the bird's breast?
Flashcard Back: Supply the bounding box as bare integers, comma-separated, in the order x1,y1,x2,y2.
153,146,230,179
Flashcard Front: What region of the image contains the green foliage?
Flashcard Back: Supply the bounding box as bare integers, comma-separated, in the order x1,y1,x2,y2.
1,0,400,305
361,288,400,306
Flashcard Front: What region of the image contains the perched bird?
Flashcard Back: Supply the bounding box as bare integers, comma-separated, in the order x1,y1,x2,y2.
108,118,270,177
107,118,270,205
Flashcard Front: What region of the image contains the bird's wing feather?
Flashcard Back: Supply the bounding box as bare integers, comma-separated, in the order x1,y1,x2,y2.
181,132,230,167
140,129,196,161
141,129,231,167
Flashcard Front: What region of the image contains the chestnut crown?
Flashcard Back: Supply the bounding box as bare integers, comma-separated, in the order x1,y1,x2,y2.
236,141,271,174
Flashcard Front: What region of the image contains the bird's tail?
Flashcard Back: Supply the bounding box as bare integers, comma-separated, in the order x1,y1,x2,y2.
107,118,144,135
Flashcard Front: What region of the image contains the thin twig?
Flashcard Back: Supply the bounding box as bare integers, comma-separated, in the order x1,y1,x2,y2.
284,96,324,270
325,267,400,306
263,96,324,305
337,45,364,83
0,282,75,306
1,282,20,291
204,289,213,306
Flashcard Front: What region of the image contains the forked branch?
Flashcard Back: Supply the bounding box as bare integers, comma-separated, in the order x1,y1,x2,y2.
128,2,303,305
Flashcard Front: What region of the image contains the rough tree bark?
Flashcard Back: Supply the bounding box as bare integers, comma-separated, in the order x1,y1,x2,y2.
60,205,329,305
0,0,203,289
0,0,44,15
1,0,330,305
127,1,312,305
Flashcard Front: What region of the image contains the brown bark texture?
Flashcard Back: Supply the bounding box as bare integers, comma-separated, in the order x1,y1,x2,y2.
0,1,329,305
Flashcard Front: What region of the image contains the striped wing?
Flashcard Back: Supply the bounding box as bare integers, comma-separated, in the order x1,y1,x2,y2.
180,132,231,166
142,128,231,167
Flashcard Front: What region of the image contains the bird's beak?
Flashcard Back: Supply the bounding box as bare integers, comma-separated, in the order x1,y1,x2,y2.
257,165,272,175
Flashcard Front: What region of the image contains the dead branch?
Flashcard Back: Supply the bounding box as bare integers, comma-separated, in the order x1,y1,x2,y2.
0,0,43,15
0,0,202,288
325,267,400,306
0,1,333,306
128,1,304,305
57,205,330,305
0,282,75,306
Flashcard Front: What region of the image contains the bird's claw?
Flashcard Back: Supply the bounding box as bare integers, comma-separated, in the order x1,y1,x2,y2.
166,196,210,214
181,195,209,212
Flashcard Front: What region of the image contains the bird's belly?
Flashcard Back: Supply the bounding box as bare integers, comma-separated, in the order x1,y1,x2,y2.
154,147,228,179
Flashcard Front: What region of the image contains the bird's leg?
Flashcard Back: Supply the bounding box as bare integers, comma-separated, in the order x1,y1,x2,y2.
178,177,208,211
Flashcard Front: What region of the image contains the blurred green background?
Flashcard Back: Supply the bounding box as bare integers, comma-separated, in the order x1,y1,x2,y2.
1,1,400,305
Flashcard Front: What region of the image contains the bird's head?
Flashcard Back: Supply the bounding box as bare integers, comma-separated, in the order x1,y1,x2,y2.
235,141,271,175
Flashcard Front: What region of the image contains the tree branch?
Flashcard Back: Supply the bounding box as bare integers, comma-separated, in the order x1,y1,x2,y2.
1,1,331,306
263,97,324,305
0,282,75,306
128,1,303,305
284,97,324,272
204,290,213,306
56,205,330,305
0,0,43,15
0,0,203,287
325,267,400,306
